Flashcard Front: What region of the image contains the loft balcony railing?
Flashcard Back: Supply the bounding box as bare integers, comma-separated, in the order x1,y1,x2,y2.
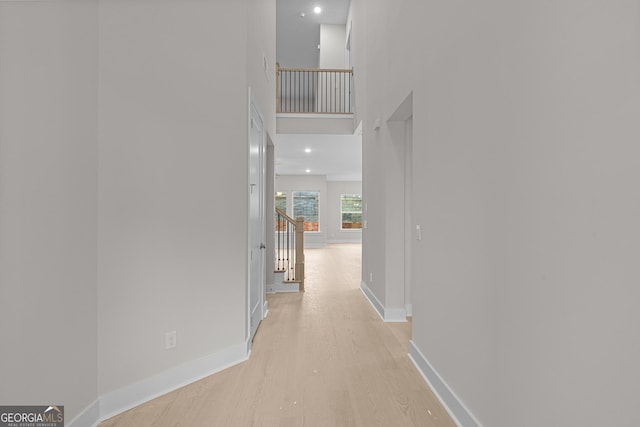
276,64,353,114
275,208,305,291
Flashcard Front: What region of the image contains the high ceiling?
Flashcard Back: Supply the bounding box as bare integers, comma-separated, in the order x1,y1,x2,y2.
277,0,350,68
275,0,358,182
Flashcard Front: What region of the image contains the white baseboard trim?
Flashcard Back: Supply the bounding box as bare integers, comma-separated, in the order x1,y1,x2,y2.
99,342,249,422
360,281,407,322
327,238,362,244
405,304,413,317
360,281,384,320
67,399,100,427
263,300,269,318
408,341,482,427
304,242,327,249
384,307,408,322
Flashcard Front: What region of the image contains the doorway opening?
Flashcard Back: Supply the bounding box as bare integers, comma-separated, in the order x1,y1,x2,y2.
386,92,414,328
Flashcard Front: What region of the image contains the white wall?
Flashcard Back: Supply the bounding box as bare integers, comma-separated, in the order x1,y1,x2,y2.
350,0,640,426
319,24,347,69
327,181,362,243
317,24,349,114
275,175,327,248
97,0,251,396
248,0,277,139
249,0,277,333
0,1,99,421
1,0,275,422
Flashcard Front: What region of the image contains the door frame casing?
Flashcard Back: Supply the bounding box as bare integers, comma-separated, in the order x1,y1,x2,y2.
247,88,266,350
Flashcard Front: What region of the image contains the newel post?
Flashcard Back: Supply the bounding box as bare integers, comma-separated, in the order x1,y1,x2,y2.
295,217,305,291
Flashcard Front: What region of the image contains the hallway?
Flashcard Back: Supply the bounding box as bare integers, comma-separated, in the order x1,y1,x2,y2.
101,244,454,426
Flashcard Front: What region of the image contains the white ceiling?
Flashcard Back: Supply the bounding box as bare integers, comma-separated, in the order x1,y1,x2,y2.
277,0,350,68
275,133,361,181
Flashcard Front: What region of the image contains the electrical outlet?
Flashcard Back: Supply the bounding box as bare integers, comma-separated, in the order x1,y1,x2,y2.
165,331,177,350
369,273,373,283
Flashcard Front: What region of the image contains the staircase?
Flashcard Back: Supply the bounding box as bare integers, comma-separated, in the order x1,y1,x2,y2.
269,208,305,293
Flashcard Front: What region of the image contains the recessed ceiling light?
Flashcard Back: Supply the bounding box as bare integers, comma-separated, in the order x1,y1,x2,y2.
305,169,311,173
304,148,312,153
314,6,322,14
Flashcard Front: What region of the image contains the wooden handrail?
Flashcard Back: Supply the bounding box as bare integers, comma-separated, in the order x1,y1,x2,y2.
275,208,295,224
277,66,354,74
276,111,354,115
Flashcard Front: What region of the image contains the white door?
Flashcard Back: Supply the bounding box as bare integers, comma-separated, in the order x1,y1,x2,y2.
248,100,265,343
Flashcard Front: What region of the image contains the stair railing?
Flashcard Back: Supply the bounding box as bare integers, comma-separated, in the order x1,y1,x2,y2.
275,208,305,291
276,63,354,114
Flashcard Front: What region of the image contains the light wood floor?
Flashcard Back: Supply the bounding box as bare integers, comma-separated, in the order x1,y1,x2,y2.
100,244,455,427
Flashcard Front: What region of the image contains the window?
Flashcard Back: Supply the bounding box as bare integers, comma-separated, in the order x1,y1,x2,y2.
275,192,287,231
293,191,319,232
341,194,362,229
275,192,287,212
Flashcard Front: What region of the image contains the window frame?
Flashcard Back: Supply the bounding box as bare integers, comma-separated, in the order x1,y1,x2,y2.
340,194,362,231
292,190,320,232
